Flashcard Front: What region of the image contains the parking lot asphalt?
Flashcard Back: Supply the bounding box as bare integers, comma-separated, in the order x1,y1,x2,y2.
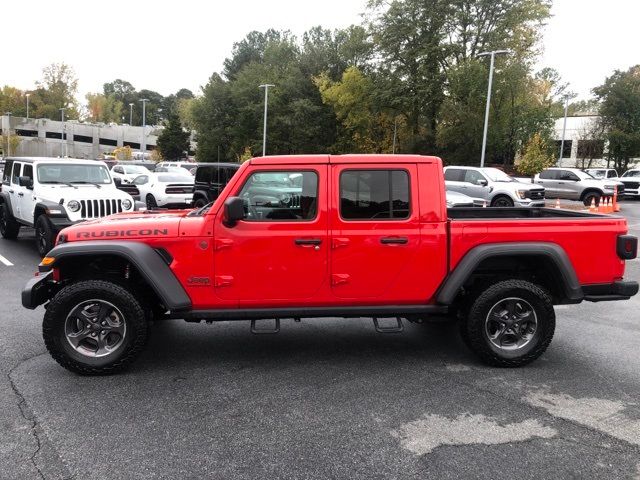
2,202,640,480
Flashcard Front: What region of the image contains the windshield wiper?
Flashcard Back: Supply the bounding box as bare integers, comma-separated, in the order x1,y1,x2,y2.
189,201,214,216
42,181,77,188
72,181,102,189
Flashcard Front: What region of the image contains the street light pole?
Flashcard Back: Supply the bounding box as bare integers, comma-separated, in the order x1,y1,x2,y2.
5,112,12,156
392,117,398,154
558,95,570,166
140,98,149,157
259,84,275,157
477,49,511,168
129,103,134,125
59,108,66,157
26,93,30,120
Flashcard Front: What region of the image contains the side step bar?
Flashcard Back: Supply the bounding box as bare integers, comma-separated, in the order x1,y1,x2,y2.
373,317,403,333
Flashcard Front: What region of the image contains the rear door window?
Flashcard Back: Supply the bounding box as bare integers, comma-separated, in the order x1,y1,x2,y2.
11,162,22,185
444,169,464,181
539,170,557,180
340,170,409,220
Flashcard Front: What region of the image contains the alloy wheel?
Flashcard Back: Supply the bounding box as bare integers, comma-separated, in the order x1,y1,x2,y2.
64,300,127,357
484,297,538,351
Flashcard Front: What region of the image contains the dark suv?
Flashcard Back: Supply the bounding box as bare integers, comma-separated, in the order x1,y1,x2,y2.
192,163,240,207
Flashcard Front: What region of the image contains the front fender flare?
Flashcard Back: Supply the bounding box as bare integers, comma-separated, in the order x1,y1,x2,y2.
40,241,192,311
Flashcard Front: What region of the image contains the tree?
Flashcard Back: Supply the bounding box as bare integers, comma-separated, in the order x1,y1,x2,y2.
85,93,124,123
1,133,21,156
516,133,554,177
36,63,80,119
593,65,640,171
157,113,190,160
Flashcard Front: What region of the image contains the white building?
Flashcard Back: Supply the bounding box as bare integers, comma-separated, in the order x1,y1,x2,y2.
552,115,609,168
0,115,162,159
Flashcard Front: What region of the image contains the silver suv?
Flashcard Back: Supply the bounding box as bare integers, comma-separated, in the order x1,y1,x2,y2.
444,166,545,207
534,168,625,206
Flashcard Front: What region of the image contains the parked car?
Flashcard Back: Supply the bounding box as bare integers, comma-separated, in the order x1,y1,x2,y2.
156,161,198,174
535,168,625,206
585,168,619,179
444,166,545,207
619,169,640,199
110,164,149,184
192,163,241,207
23,154,638,375
132,172,194,209
0,157,136,256
446,190,477,208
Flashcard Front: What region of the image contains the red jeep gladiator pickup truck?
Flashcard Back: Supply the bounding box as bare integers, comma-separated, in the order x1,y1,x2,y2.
22,155,638,375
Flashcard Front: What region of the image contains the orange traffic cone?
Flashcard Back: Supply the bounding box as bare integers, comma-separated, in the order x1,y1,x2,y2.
555,198,561,209
598,198,604,213
613,186,620,212
606,197,612,214
589,197,597,213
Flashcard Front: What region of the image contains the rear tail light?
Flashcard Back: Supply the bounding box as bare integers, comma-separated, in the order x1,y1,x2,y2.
617,235,638,260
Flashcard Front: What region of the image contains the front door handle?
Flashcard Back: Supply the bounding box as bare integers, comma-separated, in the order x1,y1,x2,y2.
17,192,24,197
380,236,408,245
295,238,322,246
8,189,14,194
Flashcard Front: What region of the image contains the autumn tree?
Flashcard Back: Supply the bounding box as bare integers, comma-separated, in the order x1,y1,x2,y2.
516,133,554,177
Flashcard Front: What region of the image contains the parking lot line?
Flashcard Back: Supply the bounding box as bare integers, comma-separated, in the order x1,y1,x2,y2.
0,254,14,266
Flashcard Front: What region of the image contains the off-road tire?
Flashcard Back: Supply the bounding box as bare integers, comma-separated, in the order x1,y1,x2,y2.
35,215,55,257
0,203,20,239
43,280,148,375
193,197,207,208
460,279,555,367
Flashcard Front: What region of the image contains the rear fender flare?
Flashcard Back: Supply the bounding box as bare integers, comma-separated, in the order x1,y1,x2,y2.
436,242,583,304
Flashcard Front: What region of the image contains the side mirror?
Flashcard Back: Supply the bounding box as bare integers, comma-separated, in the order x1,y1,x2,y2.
223,196,245,227
18,176,33,189
478,179,488,186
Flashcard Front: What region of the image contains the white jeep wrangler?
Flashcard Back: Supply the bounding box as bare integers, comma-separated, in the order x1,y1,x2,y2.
0,157,136,256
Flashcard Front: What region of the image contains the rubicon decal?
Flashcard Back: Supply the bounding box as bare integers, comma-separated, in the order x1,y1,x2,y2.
75,229,169,239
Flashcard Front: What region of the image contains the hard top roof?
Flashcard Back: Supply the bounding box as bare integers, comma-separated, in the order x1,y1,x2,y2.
249,154,441,165
196,162,241,168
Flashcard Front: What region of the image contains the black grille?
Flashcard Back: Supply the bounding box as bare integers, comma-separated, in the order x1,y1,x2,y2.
526,189,545,200
622,181,638,189
79,199,123,219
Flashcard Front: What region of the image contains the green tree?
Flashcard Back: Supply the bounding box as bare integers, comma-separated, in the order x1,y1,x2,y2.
516,132,554,177
593,65,640,171
35,63,80,119
85,93,124,123
157,113,190,160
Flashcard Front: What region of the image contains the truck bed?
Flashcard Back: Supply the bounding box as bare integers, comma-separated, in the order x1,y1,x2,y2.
447,207,629,286
448,207,601,219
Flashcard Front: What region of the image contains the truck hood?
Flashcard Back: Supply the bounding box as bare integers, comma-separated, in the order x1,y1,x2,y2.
36,184,132,203
60,210,189,242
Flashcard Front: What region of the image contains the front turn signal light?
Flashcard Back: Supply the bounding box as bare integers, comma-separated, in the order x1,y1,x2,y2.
41,256,56,266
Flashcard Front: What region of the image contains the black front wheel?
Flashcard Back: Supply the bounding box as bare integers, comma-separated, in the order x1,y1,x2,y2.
0,203,20,239
583,192,601,207
460,279,555,367
146,194,158,210
35,215,55,257
491,196,514,208
43,280,149,375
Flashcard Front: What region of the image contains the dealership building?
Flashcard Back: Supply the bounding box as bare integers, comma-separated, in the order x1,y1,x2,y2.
0,114,161,159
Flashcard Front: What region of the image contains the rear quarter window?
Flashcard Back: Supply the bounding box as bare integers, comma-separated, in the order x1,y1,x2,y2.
2,160,12,185
444,169,464,182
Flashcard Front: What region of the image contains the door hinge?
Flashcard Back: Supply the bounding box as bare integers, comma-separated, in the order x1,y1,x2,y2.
331,273,350,286
215,238,234,250
214,275,234,287
332,237,350,249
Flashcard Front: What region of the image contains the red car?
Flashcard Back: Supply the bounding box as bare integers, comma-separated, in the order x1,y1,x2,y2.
22,155,638,374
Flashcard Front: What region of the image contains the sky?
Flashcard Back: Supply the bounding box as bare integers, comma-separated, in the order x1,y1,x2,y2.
2,0,639,102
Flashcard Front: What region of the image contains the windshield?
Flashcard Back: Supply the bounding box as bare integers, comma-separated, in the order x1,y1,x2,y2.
576,170,594,180
622,170,640,178
156,174,193,183
37,164,112,184
586,169,606,178
124,165,148,174
482,168,513,182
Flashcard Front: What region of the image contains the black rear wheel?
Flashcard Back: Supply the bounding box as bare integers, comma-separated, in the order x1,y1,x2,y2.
35,215,55,257
460,279,555,367
43,280,148,375
0,203,20,239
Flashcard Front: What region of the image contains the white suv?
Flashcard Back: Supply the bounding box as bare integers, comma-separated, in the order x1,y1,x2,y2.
0,157,136,256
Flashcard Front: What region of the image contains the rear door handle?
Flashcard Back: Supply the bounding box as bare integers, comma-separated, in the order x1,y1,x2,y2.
295,238,322,246
17,192,24,197
8,189,14,194
380,236,408,245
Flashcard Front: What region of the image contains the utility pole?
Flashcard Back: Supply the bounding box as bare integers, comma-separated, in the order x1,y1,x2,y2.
59,108,66,157
140,98,149,157
477,49,511,168
259,84,275,156
558,94,570,166
26,93,31,120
